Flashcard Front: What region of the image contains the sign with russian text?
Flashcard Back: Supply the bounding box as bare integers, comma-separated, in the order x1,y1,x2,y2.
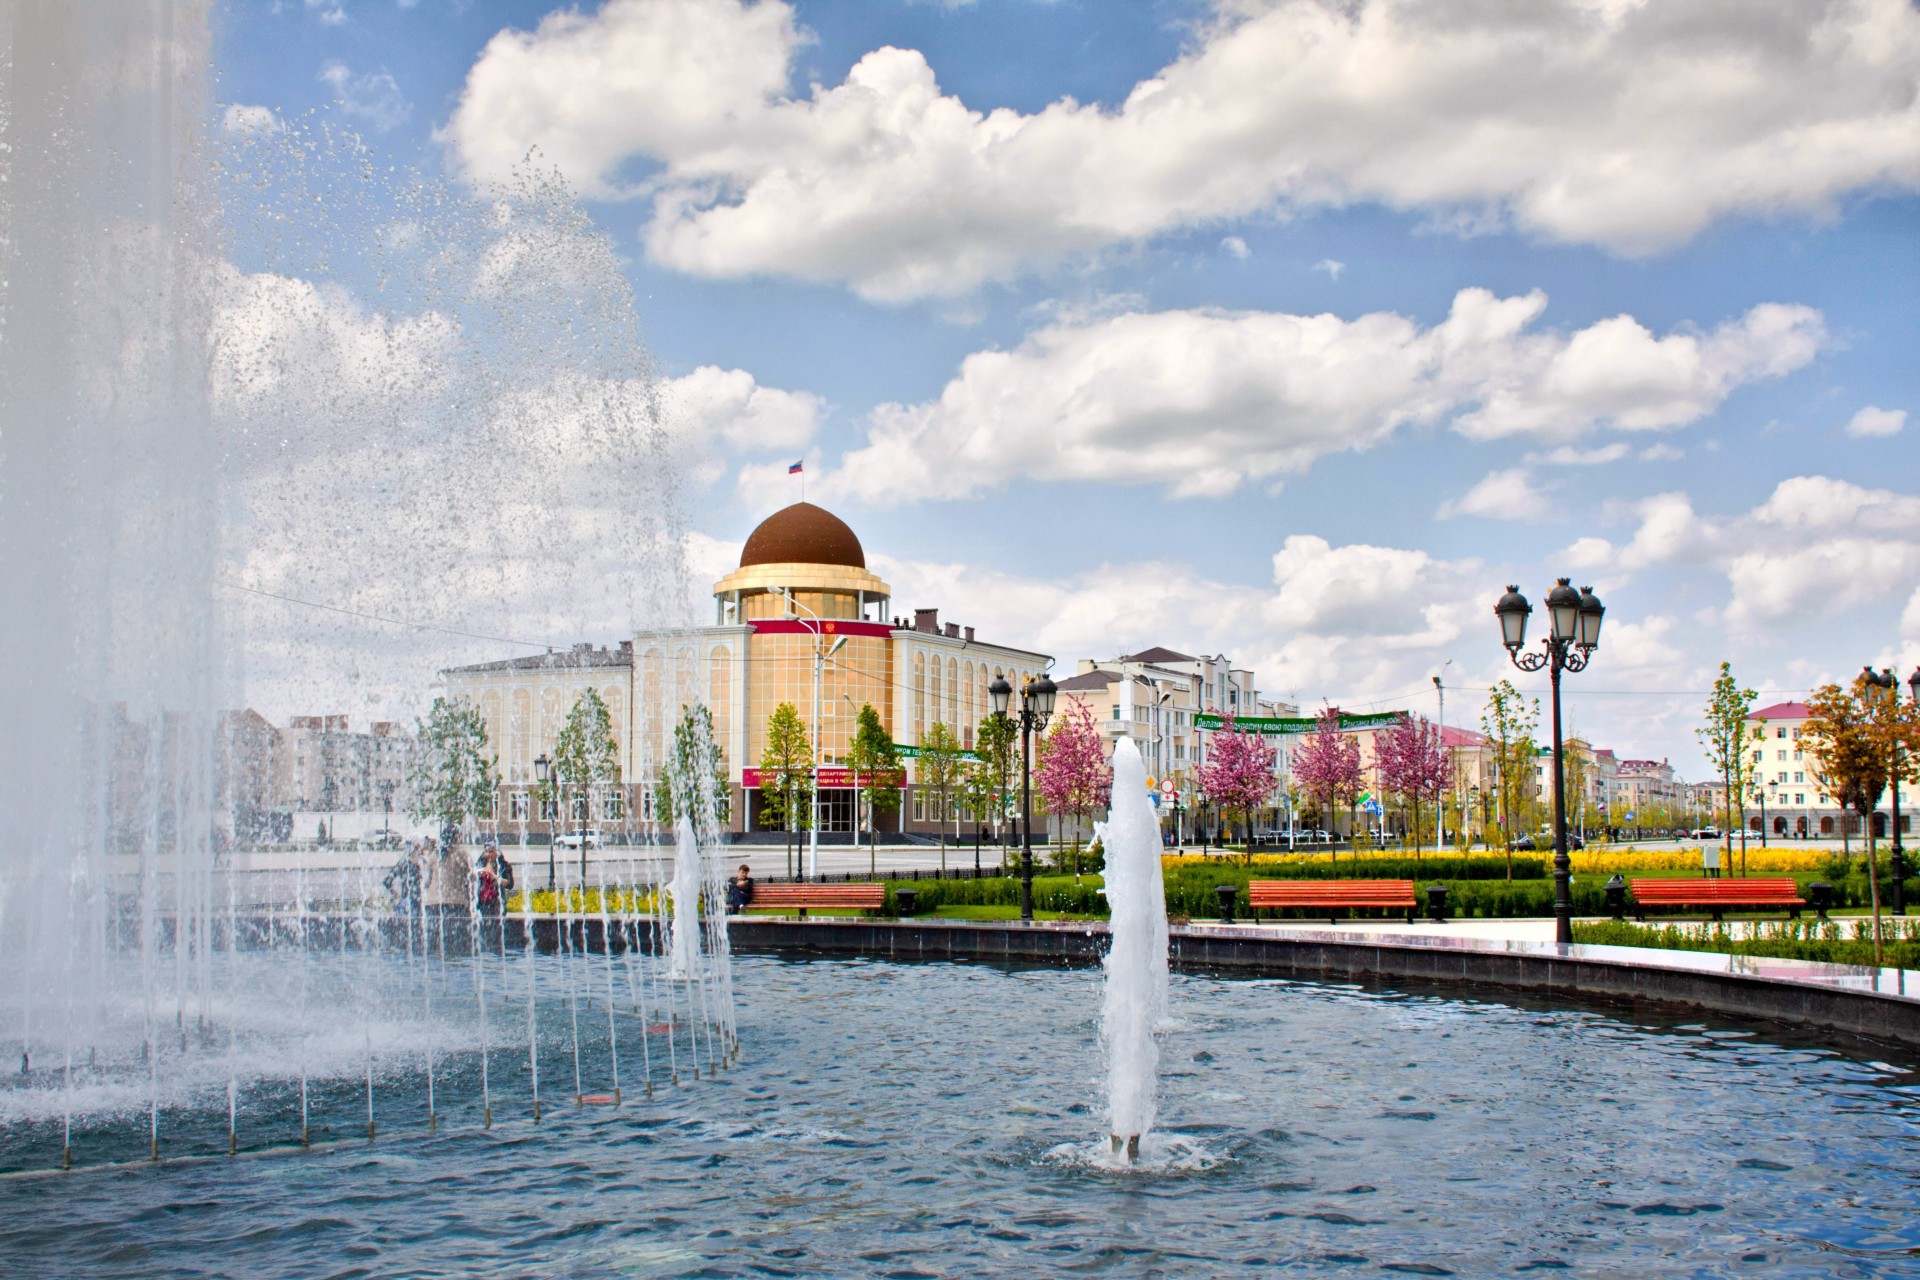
1192,711,1405,733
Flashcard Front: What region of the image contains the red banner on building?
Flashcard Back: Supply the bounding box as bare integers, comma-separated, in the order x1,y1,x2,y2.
748,620,894,639
740,767,870,789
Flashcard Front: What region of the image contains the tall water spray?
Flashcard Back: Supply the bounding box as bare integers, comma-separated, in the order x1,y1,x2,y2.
1100,739,1170,1162
667,816,704,982
0,1,737,1166
0,2,226,1108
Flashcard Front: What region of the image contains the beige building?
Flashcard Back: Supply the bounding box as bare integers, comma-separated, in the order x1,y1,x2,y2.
443,503,1049,838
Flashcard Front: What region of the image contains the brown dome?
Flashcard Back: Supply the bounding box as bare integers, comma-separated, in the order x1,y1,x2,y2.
739,502,865,569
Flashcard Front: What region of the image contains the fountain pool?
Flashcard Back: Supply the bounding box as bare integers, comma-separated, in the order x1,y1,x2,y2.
3,952,1917,1277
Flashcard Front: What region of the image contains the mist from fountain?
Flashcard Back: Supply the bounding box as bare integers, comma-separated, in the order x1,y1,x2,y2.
1100,739,1170,1163
0,0,737,1167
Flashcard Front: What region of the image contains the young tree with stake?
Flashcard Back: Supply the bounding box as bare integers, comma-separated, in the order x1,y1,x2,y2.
1292,706,1361,861
1195,713,1279,863
759,702,813,879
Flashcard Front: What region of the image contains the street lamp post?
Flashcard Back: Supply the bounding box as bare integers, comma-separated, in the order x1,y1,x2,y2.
989,671,1056,922
1495,578,1605,946
1865,666,1918,915
534,752,558,891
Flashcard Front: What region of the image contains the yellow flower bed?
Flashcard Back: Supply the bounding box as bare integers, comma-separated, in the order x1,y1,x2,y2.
1568,846,1831,873
507,886,658,914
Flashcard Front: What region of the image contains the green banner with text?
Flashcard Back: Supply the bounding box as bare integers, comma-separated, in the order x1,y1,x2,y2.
1191,711,1405,734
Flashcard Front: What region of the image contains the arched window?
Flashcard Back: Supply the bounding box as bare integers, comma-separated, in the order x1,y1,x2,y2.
963,661,976,749
913,651,926,745
509,688,530,782
947,658,959,738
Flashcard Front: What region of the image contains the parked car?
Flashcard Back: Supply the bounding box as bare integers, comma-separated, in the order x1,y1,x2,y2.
554,831,603,850
1508,833,1537,851
358,830,405,851
1690,826,1721,840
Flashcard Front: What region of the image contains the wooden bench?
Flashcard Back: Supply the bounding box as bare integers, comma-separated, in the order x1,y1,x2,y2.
1630,877,1805,923
1247,879,1419,925
746,883,888,918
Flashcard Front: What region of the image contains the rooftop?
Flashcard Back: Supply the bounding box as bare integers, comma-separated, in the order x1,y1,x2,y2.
447,642,632,674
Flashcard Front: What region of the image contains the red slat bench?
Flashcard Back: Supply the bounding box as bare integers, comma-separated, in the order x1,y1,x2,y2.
1247,879,1418,925
1629,877,1805,923
746,883,888,918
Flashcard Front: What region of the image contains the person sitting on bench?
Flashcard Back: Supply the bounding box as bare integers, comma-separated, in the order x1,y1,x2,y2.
725,864,754,914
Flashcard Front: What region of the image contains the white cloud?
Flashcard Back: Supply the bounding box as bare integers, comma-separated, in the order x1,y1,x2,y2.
320,61,411,132
820,288,1822,504
1313,258,1345,281
1568,476,1920,627
221,104,281,136
1639,443,1684,461
1527,442,1629,466
1220,236,1251,259
1845,405,1907,437
444,0,1920,299
661,365,822,453
1438,467,1551,522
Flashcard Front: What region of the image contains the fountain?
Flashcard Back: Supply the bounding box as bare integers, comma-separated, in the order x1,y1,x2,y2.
5,6,1920,1275
1099,739,1168,1163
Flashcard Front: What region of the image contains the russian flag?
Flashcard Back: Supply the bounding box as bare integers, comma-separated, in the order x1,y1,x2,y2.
788,460,804,475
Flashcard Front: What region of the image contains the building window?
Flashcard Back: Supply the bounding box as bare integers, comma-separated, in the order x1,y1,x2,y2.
605,789,626,820
509,791,530,821
913,792,925,822
539,795,557,822
1795,794,1805,805
1794,772,1804,783
1776,727,1786,739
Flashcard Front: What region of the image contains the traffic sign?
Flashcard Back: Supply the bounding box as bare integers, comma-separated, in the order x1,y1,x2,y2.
1160,779,1175,795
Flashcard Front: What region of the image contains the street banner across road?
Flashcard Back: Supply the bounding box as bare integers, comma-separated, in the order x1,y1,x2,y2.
1191,711,1404,733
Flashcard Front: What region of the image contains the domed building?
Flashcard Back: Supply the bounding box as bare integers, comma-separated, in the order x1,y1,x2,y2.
445,503,1050,842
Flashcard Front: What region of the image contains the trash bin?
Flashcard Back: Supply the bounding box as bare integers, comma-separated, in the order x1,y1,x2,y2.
1604,874,1627,921
895,887,918,917
1808,881,1833,920
1214,884,1237,923
1425,883,1448,923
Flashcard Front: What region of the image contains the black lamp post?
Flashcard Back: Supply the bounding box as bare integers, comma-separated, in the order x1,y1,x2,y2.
989,671,1056,921
534,752,558,891
1495,578,1604,945
1865,666,1914,915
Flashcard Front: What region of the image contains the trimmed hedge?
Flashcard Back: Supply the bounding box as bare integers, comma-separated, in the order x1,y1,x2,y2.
1573,918,1920,969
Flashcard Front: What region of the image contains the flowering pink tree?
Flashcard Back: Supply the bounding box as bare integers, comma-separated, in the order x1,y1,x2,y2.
1034,695,1112,870
1196,713,1278,860
1292,706,1362,859
1375,714,1448,858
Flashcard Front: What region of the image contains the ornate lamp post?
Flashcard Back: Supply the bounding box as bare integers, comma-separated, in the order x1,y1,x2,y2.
1495,578,1605,945
1864,666,1916,915
989,671,1056,921
534,751,558,891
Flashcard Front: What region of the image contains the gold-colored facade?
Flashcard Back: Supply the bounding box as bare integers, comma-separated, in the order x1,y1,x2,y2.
445,504,1049,835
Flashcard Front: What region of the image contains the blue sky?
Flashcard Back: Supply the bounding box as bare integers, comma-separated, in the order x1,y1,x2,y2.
213,0,1920,773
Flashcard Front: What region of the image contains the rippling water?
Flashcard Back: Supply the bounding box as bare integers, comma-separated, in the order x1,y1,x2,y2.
4,953,1918,1277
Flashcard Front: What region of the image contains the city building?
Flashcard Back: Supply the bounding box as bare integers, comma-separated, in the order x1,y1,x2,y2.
442,502,1051,839
1743,701,1910,839
217,710,417,843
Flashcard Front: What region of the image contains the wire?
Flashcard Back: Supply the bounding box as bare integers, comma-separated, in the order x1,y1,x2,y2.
222,581,557,651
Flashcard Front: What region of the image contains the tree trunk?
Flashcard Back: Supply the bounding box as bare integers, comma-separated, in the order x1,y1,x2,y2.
1866,819,1884,964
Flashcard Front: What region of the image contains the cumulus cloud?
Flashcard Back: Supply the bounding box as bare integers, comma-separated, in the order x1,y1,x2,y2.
1845,405,1907,437
818,288,1821,504
1313,259,1345,281
221,104,280,136
1438,468,1551,522
1567,476,1920,626
320,61,411,132
1220,236,1251,259
443,0,1920,299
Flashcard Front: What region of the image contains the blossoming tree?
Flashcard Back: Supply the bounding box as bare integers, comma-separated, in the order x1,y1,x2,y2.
1292,706,1362,859
1034,695,1112,871
1195,712,1278,860
1375,713,1448,858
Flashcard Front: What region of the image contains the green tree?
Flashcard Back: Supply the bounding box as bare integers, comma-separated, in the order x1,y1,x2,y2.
916,721,967,872
655,702,730,843
1481,679,1539,880
846,703,903,875
408,696,499,835
1696,661,1757,873
970,712,1019,868
759,701,813,877
547,687,622,824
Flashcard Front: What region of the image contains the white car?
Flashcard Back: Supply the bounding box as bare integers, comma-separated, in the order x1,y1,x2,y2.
554,831,602,850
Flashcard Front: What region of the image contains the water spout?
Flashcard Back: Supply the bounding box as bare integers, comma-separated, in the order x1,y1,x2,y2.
1100,739,1167,1161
